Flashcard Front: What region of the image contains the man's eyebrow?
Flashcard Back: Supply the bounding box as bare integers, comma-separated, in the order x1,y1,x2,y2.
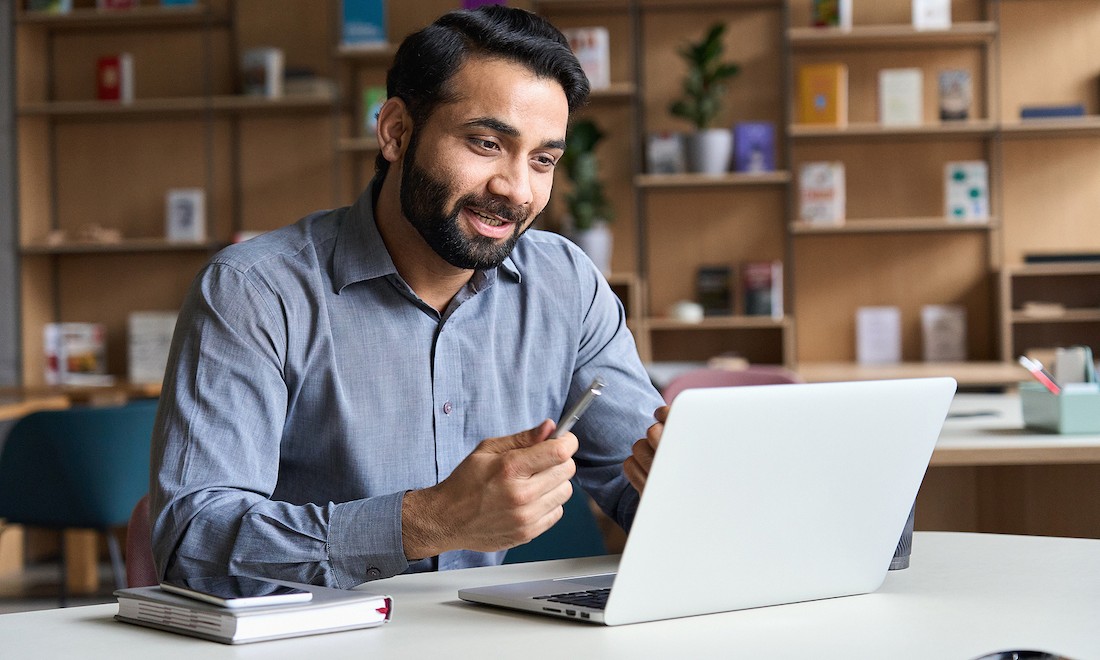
464,117,566,151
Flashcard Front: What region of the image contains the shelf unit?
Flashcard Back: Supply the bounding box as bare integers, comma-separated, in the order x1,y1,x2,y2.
999,263,1100,361
787,0,1000,371
14,0,340,385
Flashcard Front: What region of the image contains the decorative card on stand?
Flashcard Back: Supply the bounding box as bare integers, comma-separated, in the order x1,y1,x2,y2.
797,63,848,126
912,0,951,30
944,160,989,222
878,68,923,126
241,47,284,97
921,304,967,362
646,132,686,174
341,0,387,49
128,311,179,386
44,322,112,386
28,0,72,12
856,306,902,365
938,69,972,121
97,53,134,103
741,260,783,319
362,86,386,135
732,122,775,173
812,0,852,29
165,188,206,242
799,161,846,225
562,27,610,90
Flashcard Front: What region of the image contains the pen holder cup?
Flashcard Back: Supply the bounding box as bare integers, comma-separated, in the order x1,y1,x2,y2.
1019,382,1100,434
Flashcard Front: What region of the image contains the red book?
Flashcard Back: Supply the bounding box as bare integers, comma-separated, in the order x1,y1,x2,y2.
97,53,134,102
97,0,140,9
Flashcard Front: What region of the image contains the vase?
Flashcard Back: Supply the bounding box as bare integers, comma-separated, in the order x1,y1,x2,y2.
569,222,613,277
684,128,733,174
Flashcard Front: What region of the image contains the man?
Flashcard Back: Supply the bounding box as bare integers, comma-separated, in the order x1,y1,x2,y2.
151,5,666,589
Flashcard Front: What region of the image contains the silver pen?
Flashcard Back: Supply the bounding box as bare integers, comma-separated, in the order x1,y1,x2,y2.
551,377,606,438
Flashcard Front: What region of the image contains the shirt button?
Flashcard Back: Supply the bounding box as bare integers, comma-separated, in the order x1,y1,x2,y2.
366,567,381,579
443,401,453,415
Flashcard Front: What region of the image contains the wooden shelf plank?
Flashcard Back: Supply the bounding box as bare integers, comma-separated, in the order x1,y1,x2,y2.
789,121,997,139
1004,262,1100,277
797,361,1021,388
335,43,397,62
645,316,790,330
635,171,790,189
1001,116,1100,138
788,21,997,48
18,93,335,119
791,217,996,235
16,5,225,30
1011,309,1100,324
588,82,636,102
21,238,224,255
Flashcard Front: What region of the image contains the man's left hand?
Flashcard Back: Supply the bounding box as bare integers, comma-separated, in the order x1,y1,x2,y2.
623,405,668,494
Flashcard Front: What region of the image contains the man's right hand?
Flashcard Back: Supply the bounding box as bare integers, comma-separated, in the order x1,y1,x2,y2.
401,419,578,560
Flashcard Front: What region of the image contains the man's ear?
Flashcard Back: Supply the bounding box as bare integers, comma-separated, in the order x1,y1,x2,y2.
377,97,413,165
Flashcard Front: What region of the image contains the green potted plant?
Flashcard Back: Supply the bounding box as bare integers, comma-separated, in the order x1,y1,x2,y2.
560,119,613,275
669,22,740,174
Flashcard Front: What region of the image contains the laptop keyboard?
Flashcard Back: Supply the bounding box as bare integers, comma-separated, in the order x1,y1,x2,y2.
534,588,610,610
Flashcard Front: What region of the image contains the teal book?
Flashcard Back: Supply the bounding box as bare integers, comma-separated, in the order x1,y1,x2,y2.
342,0,387,48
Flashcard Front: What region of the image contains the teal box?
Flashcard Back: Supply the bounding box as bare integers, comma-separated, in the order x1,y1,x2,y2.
341,0,387,47
1020,382,1100,434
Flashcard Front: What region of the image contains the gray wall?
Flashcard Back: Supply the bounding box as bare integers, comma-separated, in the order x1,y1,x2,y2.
1,0,19,387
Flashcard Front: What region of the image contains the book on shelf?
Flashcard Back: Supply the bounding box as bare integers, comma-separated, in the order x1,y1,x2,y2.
44,322,113,387
696,265,734,316
944,160,989,222
165,188,206,242
97,0,139,9
241,47,284,98
1019,104,1086,119
463,0,507,7
115,580,392,645
938,69,972,121
811,0,851,29
878,68,923,126
97,53,134,103
921,304,967,362
27,0,72,12
796,63,847,126
798,161,845,225
856,306,902,365
741,260,783,320
128,311,178,386
912,0,951,30
562,27,610,91
363,86,387,135
732,122,775,173
1023,252,1100,264
283,68,336,98
161,0,197,5
341,0,387,49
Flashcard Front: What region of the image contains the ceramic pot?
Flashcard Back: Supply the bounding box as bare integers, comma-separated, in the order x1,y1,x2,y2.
570,222,613,276
684,128,733,174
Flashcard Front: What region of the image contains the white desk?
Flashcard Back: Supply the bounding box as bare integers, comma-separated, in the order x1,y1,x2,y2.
916,395,1100,538
0,533,1096,659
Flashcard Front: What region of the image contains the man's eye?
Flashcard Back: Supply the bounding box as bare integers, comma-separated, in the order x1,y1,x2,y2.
472,138,499,151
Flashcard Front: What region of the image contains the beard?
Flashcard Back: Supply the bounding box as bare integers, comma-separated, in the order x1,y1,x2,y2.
399,133,534,270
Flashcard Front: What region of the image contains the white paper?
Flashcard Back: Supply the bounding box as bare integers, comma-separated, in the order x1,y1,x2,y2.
857,306,901,364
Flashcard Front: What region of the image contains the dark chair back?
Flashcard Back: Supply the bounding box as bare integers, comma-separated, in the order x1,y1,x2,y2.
125,494,159,587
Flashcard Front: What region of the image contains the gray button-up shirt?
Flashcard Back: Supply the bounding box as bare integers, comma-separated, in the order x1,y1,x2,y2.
151,181,664,588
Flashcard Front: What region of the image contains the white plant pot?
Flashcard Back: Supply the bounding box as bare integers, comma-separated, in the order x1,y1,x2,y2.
570,223,613,276
684,128,733,174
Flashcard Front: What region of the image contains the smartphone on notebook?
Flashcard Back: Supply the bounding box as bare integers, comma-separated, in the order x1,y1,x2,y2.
160,576,313,609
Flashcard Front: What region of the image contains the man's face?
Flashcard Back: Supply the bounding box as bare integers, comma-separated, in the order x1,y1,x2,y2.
398,57,569,270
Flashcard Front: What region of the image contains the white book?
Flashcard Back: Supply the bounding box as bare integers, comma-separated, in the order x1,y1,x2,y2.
856,306,902,365
799,161,845,225
912,0,951,30
944,161,989,222
562,27,610,90
128,311,178,386
165,188,206,242
879,68,923,126
921,305,967,362
241,47,284,98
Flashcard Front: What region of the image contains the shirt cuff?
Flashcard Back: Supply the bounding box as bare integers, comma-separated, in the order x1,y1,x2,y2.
327,491,410,587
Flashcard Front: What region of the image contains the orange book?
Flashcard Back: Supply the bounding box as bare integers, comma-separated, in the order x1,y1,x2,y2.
797,63,848,126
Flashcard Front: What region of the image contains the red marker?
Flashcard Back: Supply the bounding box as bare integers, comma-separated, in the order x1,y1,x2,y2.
1018,356,1061,395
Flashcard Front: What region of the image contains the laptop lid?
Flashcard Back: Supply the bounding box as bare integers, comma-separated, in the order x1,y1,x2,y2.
460,377,956,626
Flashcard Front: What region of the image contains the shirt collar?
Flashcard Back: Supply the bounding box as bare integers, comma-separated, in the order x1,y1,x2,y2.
333,177,523,293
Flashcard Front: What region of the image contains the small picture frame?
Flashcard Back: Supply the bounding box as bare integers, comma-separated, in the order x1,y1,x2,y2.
165,188,206,242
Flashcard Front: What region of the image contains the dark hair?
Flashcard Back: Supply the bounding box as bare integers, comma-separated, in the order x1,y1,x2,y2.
375,5,590,177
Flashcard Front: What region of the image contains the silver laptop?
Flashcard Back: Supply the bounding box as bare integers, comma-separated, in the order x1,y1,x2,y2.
459,377,957,625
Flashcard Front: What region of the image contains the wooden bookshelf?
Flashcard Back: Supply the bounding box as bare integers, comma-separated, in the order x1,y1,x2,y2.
790,217,996,235
787,21,997,48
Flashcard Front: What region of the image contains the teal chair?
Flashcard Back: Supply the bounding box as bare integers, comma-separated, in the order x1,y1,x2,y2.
0,399,158,604
504,485,607,564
